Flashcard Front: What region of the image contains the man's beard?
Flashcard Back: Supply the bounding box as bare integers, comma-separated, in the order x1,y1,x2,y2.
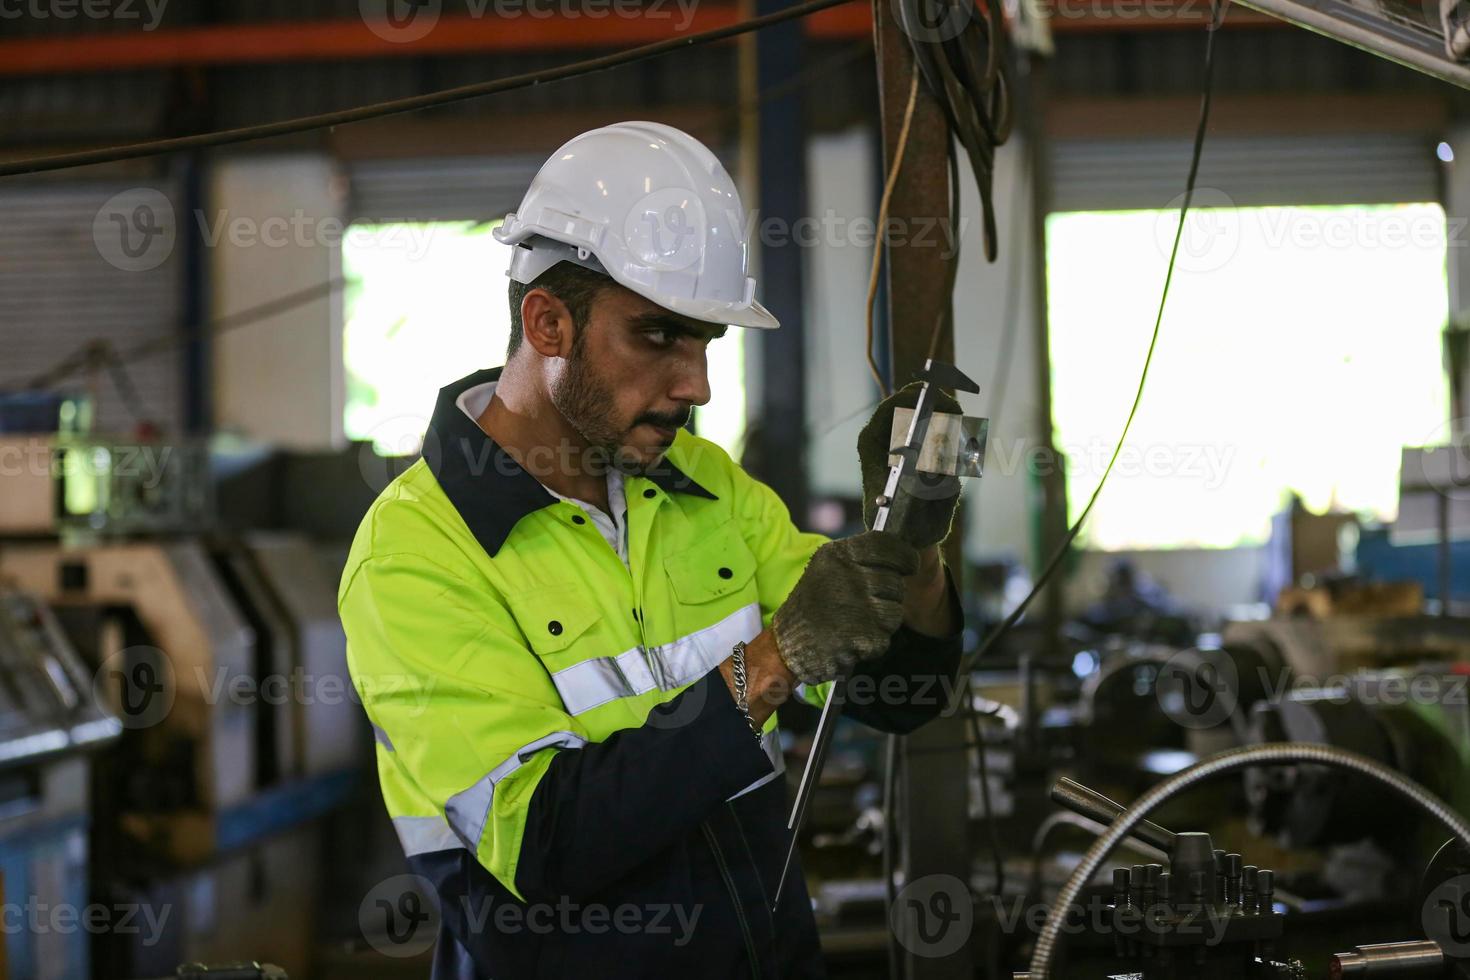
550,332,695,475
550,345,651,476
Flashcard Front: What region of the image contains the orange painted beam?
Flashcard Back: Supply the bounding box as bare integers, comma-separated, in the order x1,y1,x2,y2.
0,2,1276,77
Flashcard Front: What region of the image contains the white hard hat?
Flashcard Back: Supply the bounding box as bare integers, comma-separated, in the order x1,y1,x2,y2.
494,121,779,330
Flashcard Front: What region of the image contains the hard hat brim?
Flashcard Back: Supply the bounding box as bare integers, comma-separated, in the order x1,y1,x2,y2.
655,293,780,331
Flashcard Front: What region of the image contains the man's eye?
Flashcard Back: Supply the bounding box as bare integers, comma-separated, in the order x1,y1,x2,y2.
646,330,674,347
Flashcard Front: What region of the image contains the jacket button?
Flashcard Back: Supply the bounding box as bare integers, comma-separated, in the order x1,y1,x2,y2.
548,620,563,635
643,488,656,499
571,514,586,525
718,567,733,579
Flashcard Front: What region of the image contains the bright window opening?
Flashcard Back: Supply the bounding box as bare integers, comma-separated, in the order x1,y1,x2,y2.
1046,202,1450,551
343,221,511,454
343,220,746,457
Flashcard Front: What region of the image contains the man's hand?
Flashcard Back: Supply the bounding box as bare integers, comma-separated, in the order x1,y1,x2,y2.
769,532,920,685
857,381,964,550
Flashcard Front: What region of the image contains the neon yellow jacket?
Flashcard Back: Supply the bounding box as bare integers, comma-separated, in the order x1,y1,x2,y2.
338,367,962,978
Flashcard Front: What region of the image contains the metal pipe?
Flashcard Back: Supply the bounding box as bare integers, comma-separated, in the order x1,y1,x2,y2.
1332,940,1445,977
1048,777,1178,853
1027,744,1470,979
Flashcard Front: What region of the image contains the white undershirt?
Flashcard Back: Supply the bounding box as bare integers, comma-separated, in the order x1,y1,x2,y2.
455,381,631,566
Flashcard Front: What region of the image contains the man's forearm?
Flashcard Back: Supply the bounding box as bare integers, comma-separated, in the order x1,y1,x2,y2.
903,545,961,637
718,629,793,728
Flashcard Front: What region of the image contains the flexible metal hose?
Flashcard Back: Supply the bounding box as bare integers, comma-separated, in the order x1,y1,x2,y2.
1026,742,1470,979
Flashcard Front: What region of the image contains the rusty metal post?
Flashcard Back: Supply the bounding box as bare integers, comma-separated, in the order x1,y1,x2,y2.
874,2,977,976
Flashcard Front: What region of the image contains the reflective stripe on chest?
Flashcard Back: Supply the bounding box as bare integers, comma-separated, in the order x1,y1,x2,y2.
550,602,762,715
502,515,764,723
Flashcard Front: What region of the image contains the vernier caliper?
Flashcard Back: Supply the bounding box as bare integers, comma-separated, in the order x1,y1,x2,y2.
771,358,987,911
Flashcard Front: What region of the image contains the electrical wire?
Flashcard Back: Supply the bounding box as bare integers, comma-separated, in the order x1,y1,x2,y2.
864,66,921,399
6,42,873,399
0,0,861,179
101,343,155,426
894,0,1012,261
927,121,966,365
936,114,1011,931
959,0,1224,676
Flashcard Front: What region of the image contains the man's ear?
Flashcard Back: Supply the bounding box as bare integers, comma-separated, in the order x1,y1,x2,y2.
520,288,578,358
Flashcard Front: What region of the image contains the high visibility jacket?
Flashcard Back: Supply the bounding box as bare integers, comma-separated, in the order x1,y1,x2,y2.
338,367,963,979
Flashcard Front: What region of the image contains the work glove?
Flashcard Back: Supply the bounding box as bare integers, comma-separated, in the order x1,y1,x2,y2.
771,531,920,685
857,382,964,550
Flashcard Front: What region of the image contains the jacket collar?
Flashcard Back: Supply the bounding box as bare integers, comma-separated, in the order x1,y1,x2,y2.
422,367,716,558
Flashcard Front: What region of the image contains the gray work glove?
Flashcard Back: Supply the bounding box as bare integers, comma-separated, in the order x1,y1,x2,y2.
858,382,964,550
771,531,920,685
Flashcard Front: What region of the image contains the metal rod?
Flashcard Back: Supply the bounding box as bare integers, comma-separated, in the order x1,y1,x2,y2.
772,675,847,910
1332,940,1445,977
1049,777,1178,854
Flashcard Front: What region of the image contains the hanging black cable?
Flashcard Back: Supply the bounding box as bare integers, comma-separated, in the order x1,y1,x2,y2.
0,0,860,179
893,0,1013,261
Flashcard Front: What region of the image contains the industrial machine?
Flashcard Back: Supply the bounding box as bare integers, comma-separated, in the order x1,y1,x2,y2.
0,589,120,980
1021,765,1470,979
0,422,368,977
784,508,1470,980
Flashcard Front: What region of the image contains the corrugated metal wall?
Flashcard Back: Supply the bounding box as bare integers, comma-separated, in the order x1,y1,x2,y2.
0,179,183,434
1050,132,1440,212
346,155,546,222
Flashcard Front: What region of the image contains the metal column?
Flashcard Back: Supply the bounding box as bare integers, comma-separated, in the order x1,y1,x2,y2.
752,0,810,524
873,1,976,976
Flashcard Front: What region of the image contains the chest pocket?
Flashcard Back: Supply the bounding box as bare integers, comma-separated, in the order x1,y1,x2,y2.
662,519,758,606
504,583,605,666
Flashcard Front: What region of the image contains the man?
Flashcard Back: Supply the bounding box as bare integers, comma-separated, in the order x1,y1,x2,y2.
339,121,966,978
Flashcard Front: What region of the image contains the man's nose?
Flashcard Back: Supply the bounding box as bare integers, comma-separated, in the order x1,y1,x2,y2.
668,352,712,407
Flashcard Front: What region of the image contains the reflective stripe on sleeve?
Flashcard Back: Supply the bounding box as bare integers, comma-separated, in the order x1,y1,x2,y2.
372,723,395,752
444,731,588,853
393,814,464,857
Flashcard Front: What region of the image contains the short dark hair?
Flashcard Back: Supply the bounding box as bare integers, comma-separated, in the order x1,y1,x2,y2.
507,260,612,358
